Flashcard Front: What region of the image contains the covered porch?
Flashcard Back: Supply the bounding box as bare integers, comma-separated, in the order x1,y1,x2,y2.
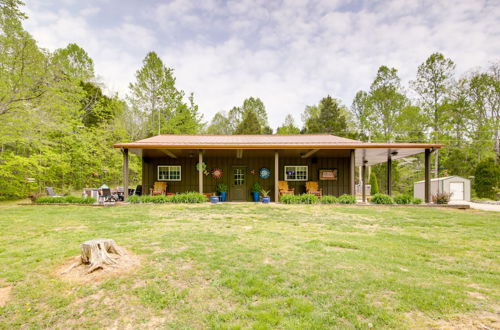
114,134,441,203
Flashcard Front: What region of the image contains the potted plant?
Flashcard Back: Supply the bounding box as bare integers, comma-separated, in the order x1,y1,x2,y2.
217,183,227,202
251,183,262,202
260,189,271,203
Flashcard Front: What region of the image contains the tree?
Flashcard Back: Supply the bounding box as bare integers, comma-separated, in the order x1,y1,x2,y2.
207,111,232,134
127,51,184,137
473,158,500,199
369,172,379,194
0,0,49,116
234,108,262,134
367,66,408,142
351,91,372,141
277,114,300,134
302,96,352,135
412,53,455,176
52,43,94,82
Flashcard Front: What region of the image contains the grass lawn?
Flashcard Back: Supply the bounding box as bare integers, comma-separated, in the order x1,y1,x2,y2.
0,202,498,329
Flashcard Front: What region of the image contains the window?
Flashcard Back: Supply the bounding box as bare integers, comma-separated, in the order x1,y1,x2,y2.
233,168,245,185
284,165,308,181
158,165,181,181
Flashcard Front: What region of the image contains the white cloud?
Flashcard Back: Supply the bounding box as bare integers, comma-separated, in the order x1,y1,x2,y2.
23,0,500,129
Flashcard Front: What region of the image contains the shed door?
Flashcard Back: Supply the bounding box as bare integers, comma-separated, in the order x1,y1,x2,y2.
449,182,464,201
230,166,246,201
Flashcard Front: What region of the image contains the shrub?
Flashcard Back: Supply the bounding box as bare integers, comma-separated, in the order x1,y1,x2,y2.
127,192,207,204
412,197,423,205
371,194,394,204
473,158,500,200
320,195,338,204
280,194,300,204
280,194,319,204
369,172,379,195
432,192,451,204
394,194,412,205
35,196,96,204
337,194,357,204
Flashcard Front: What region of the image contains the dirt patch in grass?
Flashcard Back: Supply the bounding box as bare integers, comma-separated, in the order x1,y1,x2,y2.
57,249,140,284
407,310,500,329
0,285,12,306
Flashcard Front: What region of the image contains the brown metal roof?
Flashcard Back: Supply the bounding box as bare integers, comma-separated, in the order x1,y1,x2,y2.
113,134,442,150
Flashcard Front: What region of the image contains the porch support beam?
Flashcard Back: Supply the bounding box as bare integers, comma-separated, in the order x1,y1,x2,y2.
274,151,279,202
387,155,392,196
160,149,177,158
122,148,129,200
350,150,355,195
362,162,367,203
425,148,431,203
198,150,203,194
301,149,320,158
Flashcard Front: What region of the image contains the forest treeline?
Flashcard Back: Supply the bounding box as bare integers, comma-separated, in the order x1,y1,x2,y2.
0,1,498,199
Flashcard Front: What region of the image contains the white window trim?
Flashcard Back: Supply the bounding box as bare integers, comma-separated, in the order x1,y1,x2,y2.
157,165,182,181
284,165,308,181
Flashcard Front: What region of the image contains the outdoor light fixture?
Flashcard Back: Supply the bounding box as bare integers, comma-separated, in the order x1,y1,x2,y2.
391,151,398,156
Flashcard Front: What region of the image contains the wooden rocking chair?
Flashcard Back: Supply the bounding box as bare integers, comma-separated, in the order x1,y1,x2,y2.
306,181,322,197
278,181,294,198
151,182,167,195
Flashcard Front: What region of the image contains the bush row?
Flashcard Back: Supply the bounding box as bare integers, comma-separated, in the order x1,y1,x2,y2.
35,196,96,204
371,193,422,205
280,194,357,205
127,192,208,204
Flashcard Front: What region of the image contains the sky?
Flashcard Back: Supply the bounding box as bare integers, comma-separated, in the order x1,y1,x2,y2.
24,0,500,129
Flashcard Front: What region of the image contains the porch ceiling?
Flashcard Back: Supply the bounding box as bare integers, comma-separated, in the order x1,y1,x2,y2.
354,147,430,166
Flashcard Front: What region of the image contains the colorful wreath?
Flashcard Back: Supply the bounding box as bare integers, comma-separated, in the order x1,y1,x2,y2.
212,168,223,179
195,161,207,171
259,167,271,179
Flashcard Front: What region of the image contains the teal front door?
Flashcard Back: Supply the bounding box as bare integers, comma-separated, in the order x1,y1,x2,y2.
230,166,246,201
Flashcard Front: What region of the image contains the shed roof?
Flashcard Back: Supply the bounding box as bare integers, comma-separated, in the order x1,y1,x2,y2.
414,176,469,184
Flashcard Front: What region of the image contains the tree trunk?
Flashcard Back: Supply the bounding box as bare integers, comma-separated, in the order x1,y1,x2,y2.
80,238,125,273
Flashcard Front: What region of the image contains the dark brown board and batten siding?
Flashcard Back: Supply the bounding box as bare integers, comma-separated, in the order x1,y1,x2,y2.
142,154,351,201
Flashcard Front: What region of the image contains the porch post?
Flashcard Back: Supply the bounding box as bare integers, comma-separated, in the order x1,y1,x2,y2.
387,155,392,196
425,148,431,203
362,163,367,203
198,150,203,194
350,150,355,195
274,150,279,202
122,148,129,200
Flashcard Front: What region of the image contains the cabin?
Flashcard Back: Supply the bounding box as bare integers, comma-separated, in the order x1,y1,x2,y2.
113,134,442,203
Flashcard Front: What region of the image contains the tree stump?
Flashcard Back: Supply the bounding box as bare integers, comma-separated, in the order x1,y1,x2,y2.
79,238,125,273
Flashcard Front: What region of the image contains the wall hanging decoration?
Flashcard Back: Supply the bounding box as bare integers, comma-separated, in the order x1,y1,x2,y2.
195,162,207,172
249,169,257,176
259,167,271,179
319,169,338,180
204,170,210,176
212,168,223,179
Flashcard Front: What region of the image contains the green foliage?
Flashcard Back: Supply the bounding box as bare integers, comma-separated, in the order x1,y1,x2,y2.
251,183,262,193
473,158,500,199
337,194,357,204
320,195,338,204
276,114,300,134
369,172,379,194
394,194,412,205
412,197,423,205
302,96,352,136
260,189,271,198
235,108,262,134
371,194,394,204
216,183,228,193
127,192,207,204
280,194,319,204
432,192,451,204
35,196,96,204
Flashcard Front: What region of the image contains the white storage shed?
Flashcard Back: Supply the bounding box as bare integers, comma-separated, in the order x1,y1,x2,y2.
414,176,471,202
